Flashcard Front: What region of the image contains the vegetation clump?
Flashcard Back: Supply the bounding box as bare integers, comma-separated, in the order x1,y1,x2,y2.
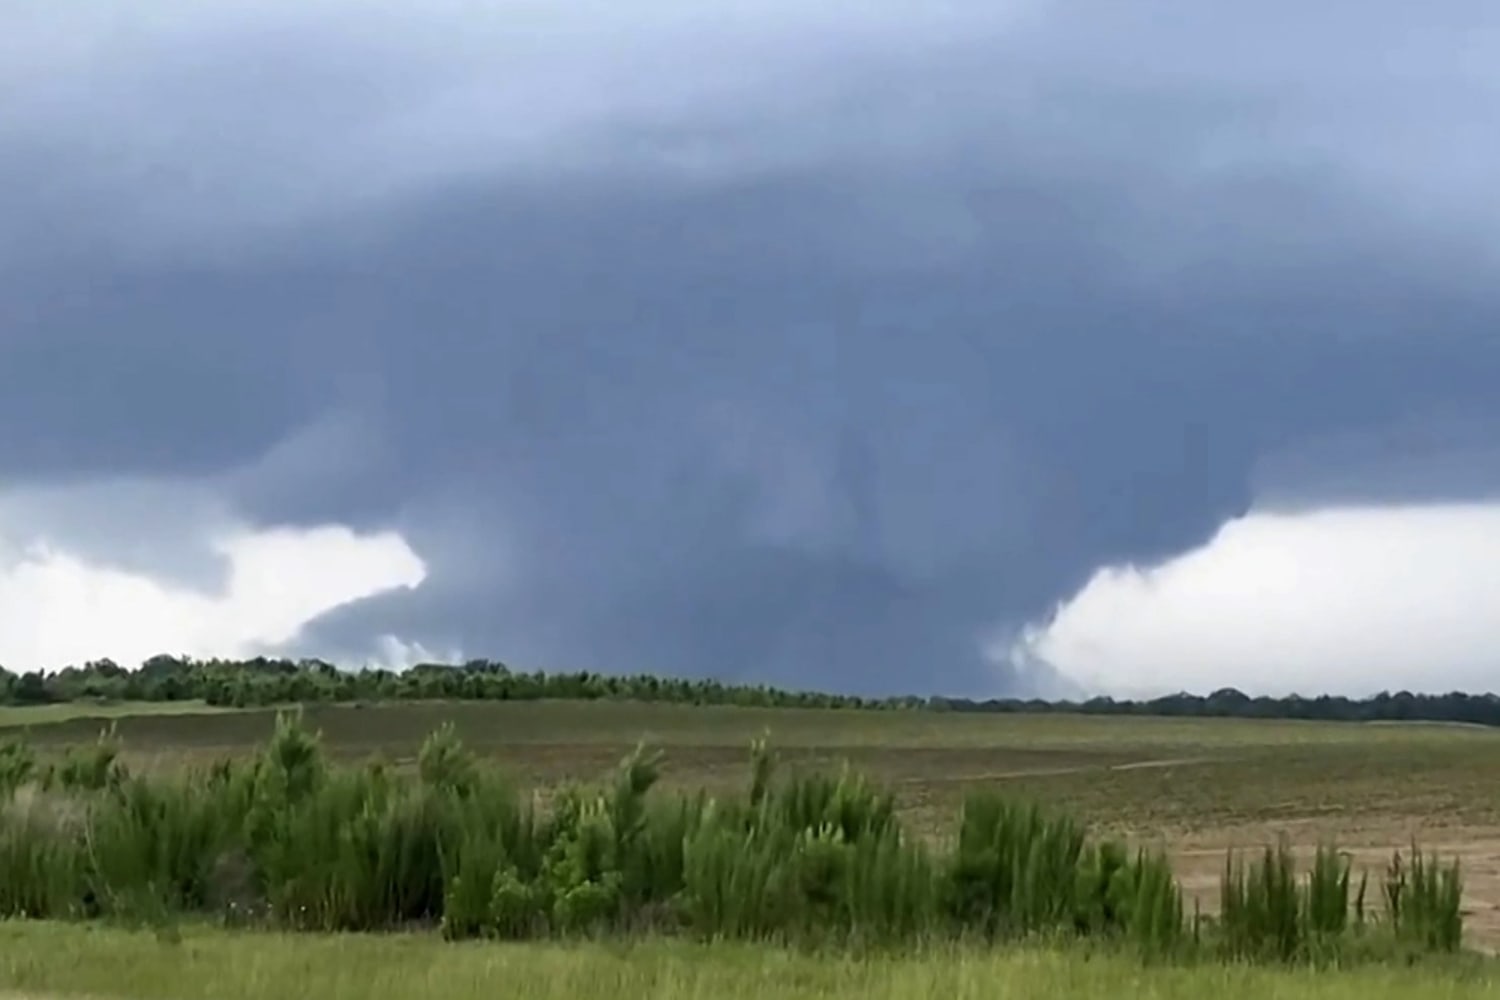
0,715,1465,965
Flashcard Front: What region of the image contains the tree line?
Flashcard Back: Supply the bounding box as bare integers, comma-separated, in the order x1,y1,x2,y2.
0,656,915,711
0,655,1496,727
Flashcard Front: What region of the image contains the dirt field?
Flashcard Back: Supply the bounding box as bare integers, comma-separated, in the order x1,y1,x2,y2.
11,699,1500,947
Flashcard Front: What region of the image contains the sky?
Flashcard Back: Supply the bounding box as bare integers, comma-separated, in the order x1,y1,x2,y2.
2,1,1500,698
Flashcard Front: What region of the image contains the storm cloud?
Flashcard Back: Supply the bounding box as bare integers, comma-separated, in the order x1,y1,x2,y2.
2,1,1499,696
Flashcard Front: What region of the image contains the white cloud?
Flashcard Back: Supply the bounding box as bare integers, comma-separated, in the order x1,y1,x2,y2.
1010,503,1500,699
0,520,426,673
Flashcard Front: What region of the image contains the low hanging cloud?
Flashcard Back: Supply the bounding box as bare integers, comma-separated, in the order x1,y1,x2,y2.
1012,503,1500,699
0,483,427,672
4,0,1500,696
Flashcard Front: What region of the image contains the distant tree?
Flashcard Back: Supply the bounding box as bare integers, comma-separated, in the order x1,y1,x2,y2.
12,671,51,705
0,650,1496,728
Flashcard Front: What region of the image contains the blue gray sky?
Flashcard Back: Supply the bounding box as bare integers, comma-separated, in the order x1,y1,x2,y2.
3,1,1500,697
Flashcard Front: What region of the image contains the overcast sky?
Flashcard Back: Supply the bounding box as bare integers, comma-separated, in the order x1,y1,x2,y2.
3,1,1499,698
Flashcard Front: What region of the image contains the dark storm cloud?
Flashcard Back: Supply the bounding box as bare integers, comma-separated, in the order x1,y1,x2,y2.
2,0,1499,694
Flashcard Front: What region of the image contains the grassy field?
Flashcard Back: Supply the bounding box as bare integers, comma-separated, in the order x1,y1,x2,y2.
0,922,1494,1000
13,699,1499,830
0,700,231,728
3,698,1499,995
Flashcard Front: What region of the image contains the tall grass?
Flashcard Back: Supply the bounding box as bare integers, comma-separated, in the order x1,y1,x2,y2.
1218,838,1462,962
0,713,1465,963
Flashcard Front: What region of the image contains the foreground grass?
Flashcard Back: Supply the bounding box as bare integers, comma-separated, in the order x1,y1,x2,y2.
0,923,1492,1000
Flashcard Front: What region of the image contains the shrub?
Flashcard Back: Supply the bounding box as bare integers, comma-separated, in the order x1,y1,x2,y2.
1216,838,1460,962
0,722,1467,966
1385,843,1463,952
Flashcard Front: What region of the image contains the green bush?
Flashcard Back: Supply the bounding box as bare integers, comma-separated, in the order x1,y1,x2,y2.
0,719,1466,965
1216,838,1460,963
1385,843,1463,952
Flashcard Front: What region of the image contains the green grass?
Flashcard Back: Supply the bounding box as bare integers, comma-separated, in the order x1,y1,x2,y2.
0,922,1492,1000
